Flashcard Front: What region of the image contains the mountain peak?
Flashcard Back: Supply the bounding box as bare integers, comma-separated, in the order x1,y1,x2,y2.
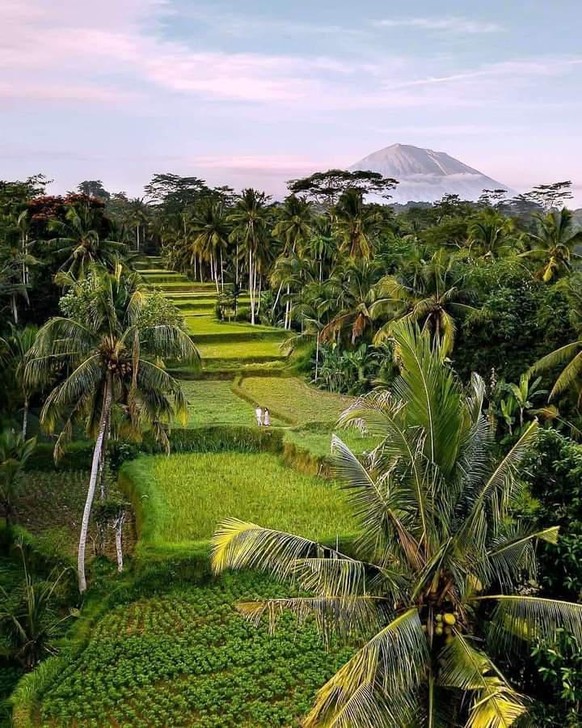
350,144,512,203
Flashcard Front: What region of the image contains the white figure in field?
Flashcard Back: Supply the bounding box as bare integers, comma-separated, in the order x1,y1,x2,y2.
263,408,271,427
255,405,263,426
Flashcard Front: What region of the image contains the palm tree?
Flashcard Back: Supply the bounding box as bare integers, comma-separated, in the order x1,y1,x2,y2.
302,214,337,282
228,189,271,325
467,211,521,260
0,544,72,670
212,322,582,727
50,203,127,278
372,251,477,355
333,189,380,260
0,324,38,437
127,197,150,252
272,195,314,327
320,259,382,345
530,338,582,410
521,208,582,282
190,200,230,293
25,266,198,592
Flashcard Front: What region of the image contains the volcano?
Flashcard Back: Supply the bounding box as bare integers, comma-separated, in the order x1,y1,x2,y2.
350,143,513,203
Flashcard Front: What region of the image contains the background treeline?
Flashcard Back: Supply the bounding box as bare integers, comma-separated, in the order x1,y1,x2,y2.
2,170,580,433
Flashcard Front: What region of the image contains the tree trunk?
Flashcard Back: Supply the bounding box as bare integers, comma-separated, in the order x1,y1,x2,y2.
114,512,126,573
249,248,255,325
315,336,320,381
21,396,29,439
213,254,219,294
284,285,291,330
78,380,112,593
11,294,18,325
219,248,224,292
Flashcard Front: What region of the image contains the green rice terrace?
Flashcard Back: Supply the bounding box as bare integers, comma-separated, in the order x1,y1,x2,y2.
3,257,372,728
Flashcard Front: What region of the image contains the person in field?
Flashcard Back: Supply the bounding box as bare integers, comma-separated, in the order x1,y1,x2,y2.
263,408,271,427
255,405,263,426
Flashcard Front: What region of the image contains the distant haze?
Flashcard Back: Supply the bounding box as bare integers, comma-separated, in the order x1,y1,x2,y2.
350,144,513,203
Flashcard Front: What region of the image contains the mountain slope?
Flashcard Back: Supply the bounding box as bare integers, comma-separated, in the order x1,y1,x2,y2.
350,143,513,203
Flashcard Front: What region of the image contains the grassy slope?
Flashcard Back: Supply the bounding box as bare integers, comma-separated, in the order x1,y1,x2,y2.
124,453,355,547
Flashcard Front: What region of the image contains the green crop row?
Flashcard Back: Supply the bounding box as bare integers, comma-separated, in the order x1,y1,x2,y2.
35,573,353,728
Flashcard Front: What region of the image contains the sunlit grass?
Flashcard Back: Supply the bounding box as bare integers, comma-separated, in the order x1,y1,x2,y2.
124,452,355,547
238,377,351,425
180,380,281,427
197,340,287,361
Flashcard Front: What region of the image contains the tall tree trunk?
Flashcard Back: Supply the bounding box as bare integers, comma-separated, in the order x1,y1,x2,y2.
220,247,224,292
315,336,320,381
284,285,291,330
78,380,112,593
136,224,140,252
213,254,219,294
249,247,255,325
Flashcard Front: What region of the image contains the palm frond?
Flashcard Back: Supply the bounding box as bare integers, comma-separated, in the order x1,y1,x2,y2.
211,518,342,579
304,609,427,728
332,436,422,569
486,527,559,588
438,634,527,728
237,595,390,641
482,595,582,651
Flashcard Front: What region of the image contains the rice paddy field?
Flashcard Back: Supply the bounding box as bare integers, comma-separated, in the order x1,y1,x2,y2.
237,377,351,425
195,339,287,363
37,574,352,728
10,260,367,727
122,452,355,548
179,380,283,428
284,426,379,458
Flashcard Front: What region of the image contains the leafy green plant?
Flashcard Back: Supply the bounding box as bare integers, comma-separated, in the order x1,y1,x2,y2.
0,545,74,670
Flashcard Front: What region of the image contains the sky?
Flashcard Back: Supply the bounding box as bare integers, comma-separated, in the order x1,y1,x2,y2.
1,0,581,203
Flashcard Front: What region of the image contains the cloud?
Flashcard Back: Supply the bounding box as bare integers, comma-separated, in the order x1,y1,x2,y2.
2,0,580,115
374,17,503,34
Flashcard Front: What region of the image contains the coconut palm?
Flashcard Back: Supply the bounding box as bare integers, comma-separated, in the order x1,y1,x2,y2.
127,197,150,252
228,189,271,325
50,203,128,278
530,338,582,410
521,208,582,282
272,195,314,327
372,251,477,355
320,260,383,346
190,200,230,293
333,189,380,260
212,322,582,728
467,211,521,260
302,214,337,282
25,266,198,592
0,324,38,437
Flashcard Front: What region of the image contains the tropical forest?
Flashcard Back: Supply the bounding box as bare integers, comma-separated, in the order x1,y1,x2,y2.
0,170,581,727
